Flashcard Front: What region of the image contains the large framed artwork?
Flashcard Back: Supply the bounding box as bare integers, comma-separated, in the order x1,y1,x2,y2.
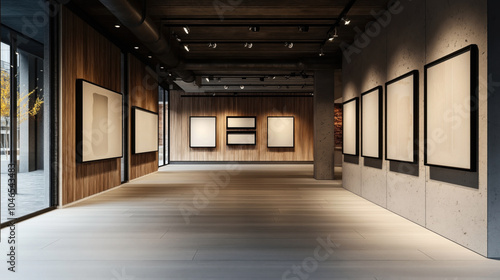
132,106,158,154
226,116,257,129
190,116,217,148
76,79,123,163
267,116,294,148
342,97,359,156
424,45,478,171
361,86,383,159
385,70,419,163
227,131,256,145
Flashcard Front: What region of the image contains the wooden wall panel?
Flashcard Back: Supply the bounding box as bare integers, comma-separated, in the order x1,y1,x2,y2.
61,8,122,205
128,54,158,180
170,92,314,161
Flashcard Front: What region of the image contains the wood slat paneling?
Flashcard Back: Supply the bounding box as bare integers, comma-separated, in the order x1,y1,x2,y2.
61,8,122,205
170,92,313,161
128,54,158,180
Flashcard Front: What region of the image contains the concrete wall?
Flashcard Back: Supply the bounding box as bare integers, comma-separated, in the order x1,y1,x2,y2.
342,0,492,257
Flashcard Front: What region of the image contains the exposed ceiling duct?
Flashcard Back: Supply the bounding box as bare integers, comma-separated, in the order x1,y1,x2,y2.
98,0,195,82
180,58,340,72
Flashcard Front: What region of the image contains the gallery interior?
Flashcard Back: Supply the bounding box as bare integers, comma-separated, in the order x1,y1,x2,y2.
1,0,500,278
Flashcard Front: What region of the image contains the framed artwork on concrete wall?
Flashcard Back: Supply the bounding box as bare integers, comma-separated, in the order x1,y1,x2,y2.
226,116,257,129
227,131,256,145
132,106,158,154
76,79,123,163
342,97,359,156
361,86,383,159
424,44,478,171
385,70,419,163
190,116,217,148
267,116,294,148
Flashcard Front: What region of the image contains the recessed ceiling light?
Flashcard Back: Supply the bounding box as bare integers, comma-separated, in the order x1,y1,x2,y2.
208,42,217,49
160,66,165,70
134,46,139,50
284,42,294,48
240,85,245,89
183,26,190,34
114,24,121,28
183,44,190,52
272,76,276,80
205,77,210,82
244,42,253,49
148,55,152,59
224,85,229,89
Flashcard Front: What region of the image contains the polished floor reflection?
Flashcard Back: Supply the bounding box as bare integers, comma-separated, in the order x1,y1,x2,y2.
0,164,499,279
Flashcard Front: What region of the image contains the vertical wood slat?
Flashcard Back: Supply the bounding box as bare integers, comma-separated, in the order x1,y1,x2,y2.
128,54,158,180
61,8,121,205
170,92,314,161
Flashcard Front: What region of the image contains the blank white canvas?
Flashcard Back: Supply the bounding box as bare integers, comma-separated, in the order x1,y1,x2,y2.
190,117,216,147
362,89,380,158
228,133,256,145
426,51,471,169
343,100,357,155
134,109,158,153
387,75,414,162
268,117,294,147
81,81,122,162
227,117,255,128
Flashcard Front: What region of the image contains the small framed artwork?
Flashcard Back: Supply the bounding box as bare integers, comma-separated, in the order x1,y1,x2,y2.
226,116,257,129
267,116,294,148
227,131,256,145
424,45,478,171
132,106,158,154
190,116,217,148
76,79,123,163
361,86,383,159
385,70,419,163
342,97,359,156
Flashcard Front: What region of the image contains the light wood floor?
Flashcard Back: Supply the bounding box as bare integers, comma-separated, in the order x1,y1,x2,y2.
1,164,499,279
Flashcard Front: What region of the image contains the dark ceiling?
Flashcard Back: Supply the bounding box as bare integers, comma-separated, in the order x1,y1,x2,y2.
67,0,390,93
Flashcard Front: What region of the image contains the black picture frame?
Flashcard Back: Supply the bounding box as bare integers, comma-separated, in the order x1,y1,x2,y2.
267,116,295,148
76,79,123,163
131,106,159,154
226,131,257,145
189,116,217,148
342,97,359,156
361,86,383,159
385,70,419,164
226,116,257,129
424,44,478,172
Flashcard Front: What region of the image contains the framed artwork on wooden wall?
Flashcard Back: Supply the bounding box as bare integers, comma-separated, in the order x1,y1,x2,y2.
190,116,217,148
227,131,256,145
267,116,294,148
132,106,158,154
226,116,257,129
76,79,123,163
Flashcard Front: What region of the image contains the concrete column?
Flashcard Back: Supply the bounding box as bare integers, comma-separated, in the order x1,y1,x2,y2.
313,70,335,180
487,0,500,258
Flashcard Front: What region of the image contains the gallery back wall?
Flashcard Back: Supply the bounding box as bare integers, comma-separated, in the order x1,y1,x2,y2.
170,92,314,162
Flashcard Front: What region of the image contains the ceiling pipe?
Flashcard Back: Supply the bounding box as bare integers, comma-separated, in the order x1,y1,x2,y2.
98,0,195,82
180,59,340,72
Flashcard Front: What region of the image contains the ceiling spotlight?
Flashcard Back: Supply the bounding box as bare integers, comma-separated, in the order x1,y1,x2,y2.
183,44,190,52
173,33,182,42
114,24,121,28
168,72,172,76
249,26,260,32
224,85,229,89
319,48,325,57
240,85,245,89
342,17,351,25
160,66,165,70
284,42,294,48
205,77,210,82
134,46,139,50
272,76,276,80
244,42,253,48
328,34,335,42
183,26,190,34
298,25,309,32
212,93,216,96
208,42,217,49
148,55,153,59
